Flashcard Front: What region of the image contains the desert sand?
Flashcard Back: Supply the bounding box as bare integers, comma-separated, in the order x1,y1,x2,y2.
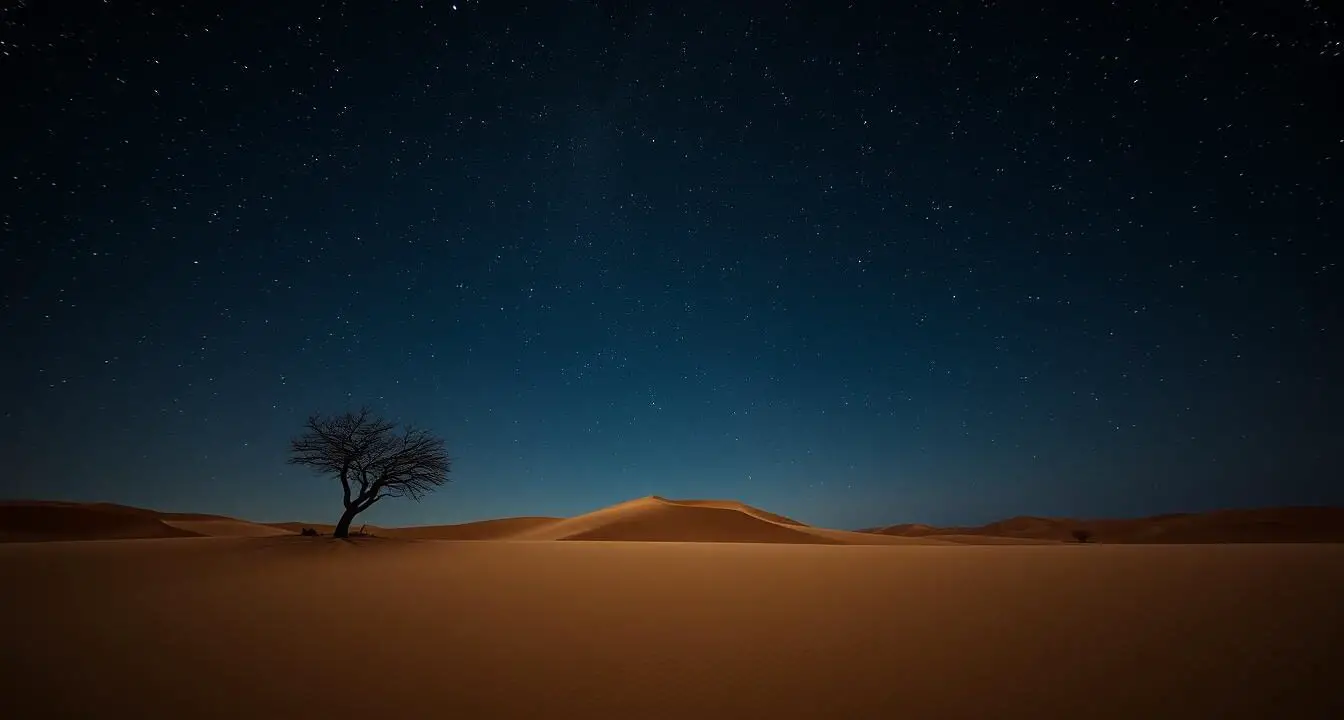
1,534,1341,719
3,497,1343,717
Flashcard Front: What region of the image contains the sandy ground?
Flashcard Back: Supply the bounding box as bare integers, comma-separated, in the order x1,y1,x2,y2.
2,538,1341,719
161,519,294,537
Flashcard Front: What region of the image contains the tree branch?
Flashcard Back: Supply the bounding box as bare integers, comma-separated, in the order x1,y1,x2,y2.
339,461,353,509
288,407,451,534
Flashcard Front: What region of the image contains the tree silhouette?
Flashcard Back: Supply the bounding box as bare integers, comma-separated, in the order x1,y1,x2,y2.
289,407,451,538
1071,528,1093,543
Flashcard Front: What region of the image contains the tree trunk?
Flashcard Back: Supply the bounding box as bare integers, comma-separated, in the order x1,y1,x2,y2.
333,506,360,539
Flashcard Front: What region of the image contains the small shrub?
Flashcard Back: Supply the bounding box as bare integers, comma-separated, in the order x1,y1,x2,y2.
1071,529,1093,543
300,527,319,537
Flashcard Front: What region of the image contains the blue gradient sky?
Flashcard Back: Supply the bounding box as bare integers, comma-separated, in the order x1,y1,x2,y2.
3,1,1340,529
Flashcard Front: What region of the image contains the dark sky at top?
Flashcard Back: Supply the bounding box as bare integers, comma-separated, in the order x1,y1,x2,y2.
2,1,1340,529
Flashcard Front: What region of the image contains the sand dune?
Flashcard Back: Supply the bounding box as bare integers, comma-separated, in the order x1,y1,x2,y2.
501,497,991,545
866,522,940,536
383,516,561,540
864,506,1344,543
267,499,964,545
3,538,1340,719
0,501,205,542
509,496,841,543
7,498,1342,546
662,497,809,526
161,519,294,537
785,523,972,545
0,501,291,542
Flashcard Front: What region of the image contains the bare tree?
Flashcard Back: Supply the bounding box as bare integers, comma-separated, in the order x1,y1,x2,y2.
289,407,451,538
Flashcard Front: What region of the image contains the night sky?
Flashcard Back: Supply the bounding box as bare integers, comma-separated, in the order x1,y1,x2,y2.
3,1,1341,530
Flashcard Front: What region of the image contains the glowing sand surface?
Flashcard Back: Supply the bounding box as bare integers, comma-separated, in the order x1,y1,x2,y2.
2,538,1340,718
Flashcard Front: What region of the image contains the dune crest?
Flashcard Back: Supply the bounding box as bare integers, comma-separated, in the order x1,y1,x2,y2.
662,498,809,526
508,496,838,544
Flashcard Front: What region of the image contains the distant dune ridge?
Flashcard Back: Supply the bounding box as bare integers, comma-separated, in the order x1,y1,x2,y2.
2,497,1342,544
861,506,1344,543
0,501,291,542
0,501,228,542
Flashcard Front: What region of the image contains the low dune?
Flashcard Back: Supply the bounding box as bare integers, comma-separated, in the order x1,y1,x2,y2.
274,500,971,545
866,522,940,536
376,500,1014,545
0,501,293,542
161,519,294,538
787,524,972,545
0,501,205,542
384,516,561,540
499,496,967,544
2,538,1340,719
508,496,839,543
864,506,1344,543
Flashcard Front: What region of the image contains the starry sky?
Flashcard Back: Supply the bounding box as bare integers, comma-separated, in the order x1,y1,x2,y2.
3,1,1341,530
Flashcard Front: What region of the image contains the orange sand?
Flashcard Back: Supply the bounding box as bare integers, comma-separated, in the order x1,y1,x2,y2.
1,537,1340,718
